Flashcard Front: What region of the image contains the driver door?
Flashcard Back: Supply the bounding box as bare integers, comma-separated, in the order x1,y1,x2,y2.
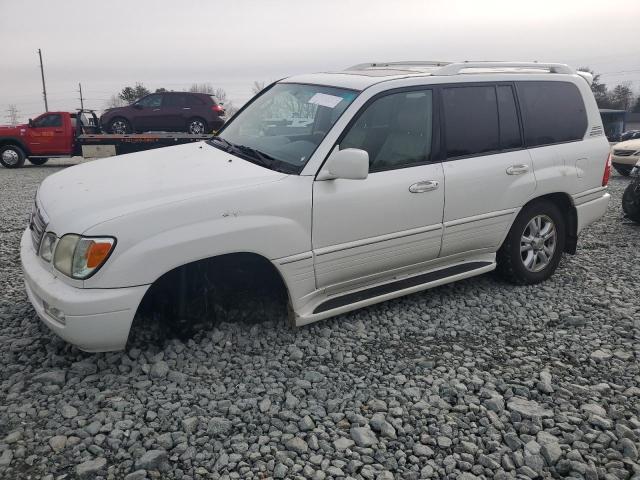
132,94,163,132
27,113,68,154
312,88,444,290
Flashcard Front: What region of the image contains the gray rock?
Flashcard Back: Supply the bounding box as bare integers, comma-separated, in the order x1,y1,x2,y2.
207,417,232,436
285,437,308,454
4,431,22,444
351,426,378,447
541,443,562,465
507,397,553,419
76,457,107,478
334,437,355,450
150,361,169,378
181,417,199,433
590,349,612,361
48,435,67,452
298,415,315,431
581,403,607,417
274,463,288,478
33,370,66,386
135,449,168,471
0,449,13,467
124,471,147,480
620,438,638,460
61,404,78,419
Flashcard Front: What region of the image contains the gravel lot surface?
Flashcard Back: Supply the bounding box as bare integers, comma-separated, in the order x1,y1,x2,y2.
0,159,639,480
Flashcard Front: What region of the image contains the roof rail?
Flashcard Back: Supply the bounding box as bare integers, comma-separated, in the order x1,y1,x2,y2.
346,61,451,71
435,61,575,76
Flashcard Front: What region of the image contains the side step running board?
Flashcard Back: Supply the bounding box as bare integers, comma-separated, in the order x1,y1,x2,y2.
313,261,492,314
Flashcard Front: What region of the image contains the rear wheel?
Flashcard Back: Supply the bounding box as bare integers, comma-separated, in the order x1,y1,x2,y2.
497,200,566,285
187,118,208,135
614,165,632,177
108,118,132,134
28,157,48,166
622,180,640,223
0,145,26,168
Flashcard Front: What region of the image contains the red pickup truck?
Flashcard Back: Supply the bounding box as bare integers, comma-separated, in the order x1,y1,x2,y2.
0,110,212,168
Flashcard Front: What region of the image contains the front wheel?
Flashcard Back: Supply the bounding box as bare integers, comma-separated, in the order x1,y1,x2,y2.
28,157,48,166
497,200,566,285
622,180,640,223
187,118,208,135
0,145,26,169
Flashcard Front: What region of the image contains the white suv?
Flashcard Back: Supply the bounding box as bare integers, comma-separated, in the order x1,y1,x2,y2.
21,61,611,352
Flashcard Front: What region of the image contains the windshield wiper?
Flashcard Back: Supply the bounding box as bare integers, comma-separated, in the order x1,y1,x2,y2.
209,136,235,152
208,137,295,173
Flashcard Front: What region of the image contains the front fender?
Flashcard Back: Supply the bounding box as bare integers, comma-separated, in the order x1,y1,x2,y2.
82,176,313,288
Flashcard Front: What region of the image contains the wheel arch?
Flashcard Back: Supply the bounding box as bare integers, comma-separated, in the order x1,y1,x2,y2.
0,138,31,156
135,250,294,322
521,192,578,254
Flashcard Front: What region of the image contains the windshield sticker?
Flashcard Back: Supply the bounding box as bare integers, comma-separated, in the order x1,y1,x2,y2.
308,93,344,108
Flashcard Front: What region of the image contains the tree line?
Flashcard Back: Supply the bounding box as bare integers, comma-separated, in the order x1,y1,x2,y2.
581,67,640,112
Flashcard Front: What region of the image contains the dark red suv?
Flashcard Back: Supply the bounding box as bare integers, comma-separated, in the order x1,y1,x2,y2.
100,92,226,135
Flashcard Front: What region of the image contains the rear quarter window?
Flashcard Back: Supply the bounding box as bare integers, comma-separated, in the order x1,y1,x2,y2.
516,81,587,147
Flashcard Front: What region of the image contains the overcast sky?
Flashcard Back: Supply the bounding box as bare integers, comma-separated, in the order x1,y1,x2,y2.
1,0,639,122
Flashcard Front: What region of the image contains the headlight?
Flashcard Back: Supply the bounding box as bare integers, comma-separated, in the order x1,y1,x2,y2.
53,234,116,279
39,232,57,262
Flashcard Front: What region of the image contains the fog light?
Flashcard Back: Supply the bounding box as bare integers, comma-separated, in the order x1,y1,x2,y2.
43,300,65,325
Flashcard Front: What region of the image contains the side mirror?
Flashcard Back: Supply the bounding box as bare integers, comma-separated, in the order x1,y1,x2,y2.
132,103,143,110
28,119,34,128
317,148,369,180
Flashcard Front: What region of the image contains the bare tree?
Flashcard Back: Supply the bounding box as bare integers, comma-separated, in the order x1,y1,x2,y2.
189,83,215,94
105,94,126,109
5,104,19,125
252,81,266,95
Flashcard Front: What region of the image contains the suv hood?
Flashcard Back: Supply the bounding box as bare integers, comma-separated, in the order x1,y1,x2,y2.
37,141,287,234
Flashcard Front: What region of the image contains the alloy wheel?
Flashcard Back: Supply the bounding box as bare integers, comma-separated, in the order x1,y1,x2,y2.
188,120,206,135
520,214,557,272
111,120,128,134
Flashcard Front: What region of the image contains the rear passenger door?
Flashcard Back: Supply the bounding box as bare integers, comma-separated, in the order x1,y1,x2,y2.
161,93,188,130
439,84,536,257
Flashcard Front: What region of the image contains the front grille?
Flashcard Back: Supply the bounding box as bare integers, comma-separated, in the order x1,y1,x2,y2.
613,149,637,157
29,202,47,252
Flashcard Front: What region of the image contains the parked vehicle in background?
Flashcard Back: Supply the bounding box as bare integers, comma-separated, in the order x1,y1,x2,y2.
21,61,611,352
611,138,640,176
620,130,640,142
100,91,226,135
622,160,640,223
0,110,211,168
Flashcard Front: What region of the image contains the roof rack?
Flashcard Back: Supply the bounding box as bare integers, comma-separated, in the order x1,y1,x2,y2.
345,61,576,76
346,61,451,71
435,61,575,75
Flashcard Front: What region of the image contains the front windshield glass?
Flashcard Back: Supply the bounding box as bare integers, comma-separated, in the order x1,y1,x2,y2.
216,83,358,173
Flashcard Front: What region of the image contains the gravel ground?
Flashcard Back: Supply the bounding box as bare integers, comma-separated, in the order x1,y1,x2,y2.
0,159,639,480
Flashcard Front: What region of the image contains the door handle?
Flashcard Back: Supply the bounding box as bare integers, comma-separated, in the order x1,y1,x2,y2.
153,109,161,112
506,164,530,175
409,180,439,193
54,129,63,133
182,107,191,110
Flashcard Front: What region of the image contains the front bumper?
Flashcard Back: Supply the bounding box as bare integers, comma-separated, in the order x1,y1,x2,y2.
20,229,149,352
612,154,639,167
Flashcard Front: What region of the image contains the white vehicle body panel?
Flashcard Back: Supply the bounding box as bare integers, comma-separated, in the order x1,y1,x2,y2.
20,63,611,351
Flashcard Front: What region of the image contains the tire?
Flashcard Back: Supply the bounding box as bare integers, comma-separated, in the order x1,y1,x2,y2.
622,180,640,223
187,118,208,135
28,157,48,166
614,165,632,177
108,118,132,134
497,200,566,285
0,145,26,169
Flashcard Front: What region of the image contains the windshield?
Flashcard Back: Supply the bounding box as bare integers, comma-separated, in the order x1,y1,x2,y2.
215,83,358,173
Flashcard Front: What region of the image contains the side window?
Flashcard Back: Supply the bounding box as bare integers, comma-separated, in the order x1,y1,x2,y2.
33,114,62,128
188,95,205,106
137,94,162,108
442,86,499,158
163,94,186,108
516,81,587,146
341,90,433,172
497,86,522,149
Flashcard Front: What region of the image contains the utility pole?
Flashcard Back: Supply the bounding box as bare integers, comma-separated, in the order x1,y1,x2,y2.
38,49,48,112
78,82,84,110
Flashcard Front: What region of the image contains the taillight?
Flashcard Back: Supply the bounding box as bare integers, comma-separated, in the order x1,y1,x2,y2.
212,105,224,113
602,153,612,186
